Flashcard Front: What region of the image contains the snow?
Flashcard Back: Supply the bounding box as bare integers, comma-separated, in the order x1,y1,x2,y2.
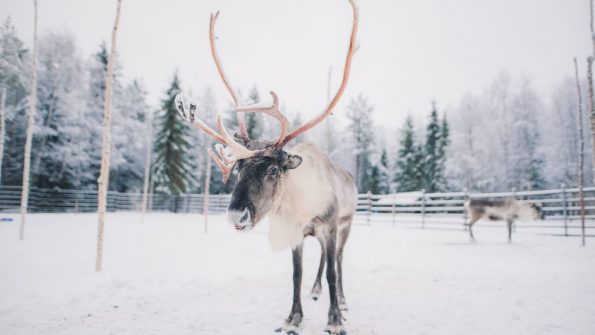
0,213,594,335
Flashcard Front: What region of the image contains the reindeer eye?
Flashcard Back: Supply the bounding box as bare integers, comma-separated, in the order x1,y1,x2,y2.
268,167,280,176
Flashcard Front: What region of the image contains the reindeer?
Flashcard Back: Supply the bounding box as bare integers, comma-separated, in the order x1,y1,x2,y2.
464,198,544,242
175,1,359,334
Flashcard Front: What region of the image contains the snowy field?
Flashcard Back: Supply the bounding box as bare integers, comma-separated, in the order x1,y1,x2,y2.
0,213,594,335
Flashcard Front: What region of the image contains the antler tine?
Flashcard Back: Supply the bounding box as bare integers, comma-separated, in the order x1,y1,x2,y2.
236,91,289,145
175,94,227,144
209,11,248,137
215,114,264,160
208,147,233,183
279,0,359,147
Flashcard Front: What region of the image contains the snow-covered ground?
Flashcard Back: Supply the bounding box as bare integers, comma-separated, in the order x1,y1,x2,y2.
0,213,593,335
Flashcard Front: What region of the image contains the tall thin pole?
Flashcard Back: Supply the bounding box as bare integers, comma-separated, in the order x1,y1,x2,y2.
574,58,586,247
141,111,153,223
204,151,211,233
96,0,122,272
0,87,6,185
589,0,595,183
19,0,38,240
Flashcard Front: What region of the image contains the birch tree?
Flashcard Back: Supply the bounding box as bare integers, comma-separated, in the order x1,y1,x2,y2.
0,88,5,184
96,0,122,272
19,0,38,240
141,109,153,223
589,0,595,182
574,58,586,247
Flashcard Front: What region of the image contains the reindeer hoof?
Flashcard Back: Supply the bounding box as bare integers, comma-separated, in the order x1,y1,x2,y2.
310,293,320,301
274,325,300,335
276,312,302,334
324,325,347,335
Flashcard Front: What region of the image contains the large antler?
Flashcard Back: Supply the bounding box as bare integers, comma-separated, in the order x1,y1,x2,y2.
278,0,359,147
177,0,359,182
209,11,247,138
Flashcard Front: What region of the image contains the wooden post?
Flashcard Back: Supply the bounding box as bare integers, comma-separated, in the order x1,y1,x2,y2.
463,188,469,231
562,183,568,236
391,194,396,227
574,58,587,247
19,0,38,241
421,189,426,229
96,0,123,272
366,191,372,225
204,155,211,233
140,111,153,223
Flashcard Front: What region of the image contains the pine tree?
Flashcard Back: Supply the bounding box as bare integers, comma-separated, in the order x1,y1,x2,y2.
31,32,87,189
423,102,441,192
110,80,148,192
152,74,194,194
346,94,374,191
245,86,263,139
395,116,424,192
0,18,30,186
378,149,390,193
435,114,450,191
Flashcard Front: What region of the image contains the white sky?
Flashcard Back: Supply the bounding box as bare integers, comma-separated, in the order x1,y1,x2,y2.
0,0,591,129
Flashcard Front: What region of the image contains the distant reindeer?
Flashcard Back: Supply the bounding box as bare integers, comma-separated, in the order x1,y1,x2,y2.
176,1,359,334
464,198,544,242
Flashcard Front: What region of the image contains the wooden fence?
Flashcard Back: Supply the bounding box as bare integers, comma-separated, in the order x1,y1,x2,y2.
0,185,592,236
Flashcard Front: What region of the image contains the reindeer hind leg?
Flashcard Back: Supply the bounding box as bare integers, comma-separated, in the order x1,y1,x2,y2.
310,235,326,301
336,217,352,312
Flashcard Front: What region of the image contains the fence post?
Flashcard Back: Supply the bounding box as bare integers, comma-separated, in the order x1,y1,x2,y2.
562,183,568,236
391,194,397,228
366,191,372,225
512,187,517,233
463,188,468,231
421,189,426,229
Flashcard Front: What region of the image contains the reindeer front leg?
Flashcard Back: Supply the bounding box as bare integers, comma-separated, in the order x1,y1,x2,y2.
324,227,345,335
276,243,304,334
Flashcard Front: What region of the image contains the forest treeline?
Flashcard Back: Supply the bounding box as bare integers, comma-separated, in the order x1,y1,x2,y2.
0,18,590,195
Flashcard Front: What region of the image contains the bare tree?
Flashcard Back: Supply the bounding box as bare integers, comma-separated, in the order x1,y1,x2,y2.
19,0,38,241
574,58,586,247
0,87,5,184
589,0,595,182
96,0,122,272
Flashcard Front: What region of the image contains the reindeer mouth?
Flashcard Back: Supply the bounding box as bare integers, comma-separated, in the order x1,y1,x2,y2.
234,223,254,231
227,208,254,231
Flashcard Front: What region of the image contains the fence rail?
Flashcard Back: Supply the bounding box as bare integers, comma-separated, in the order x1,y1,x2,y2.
0,185,592,237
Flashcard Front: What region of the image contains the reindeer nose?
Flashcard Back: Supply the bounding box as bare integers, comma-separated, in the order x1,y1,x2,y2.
227,208,251,226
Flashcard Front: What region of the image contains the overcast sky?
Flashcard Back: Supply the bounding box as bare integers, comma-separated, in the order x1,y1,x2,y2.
1,0,591,129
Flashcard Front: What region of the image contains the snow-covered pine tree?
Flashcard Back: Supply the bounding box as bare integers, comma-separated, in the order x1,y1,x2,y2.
423,102,441,192
245,86,263,139
0,18,30,186
510,79,546,190
30,32,87,189
435,112,450,191
346,94,374,192
377,148,390,194
395,115,424,192
152,74,194,194
110,80,149,192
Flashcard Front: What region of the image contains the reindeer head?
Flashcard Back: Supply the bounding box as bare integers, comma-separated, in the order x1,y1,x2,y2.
530,202,545,220
176,0,359,231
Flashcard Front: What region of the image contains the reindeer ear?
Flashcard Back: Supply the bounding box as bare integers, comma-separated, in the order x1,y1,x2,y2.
283,154,302,170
